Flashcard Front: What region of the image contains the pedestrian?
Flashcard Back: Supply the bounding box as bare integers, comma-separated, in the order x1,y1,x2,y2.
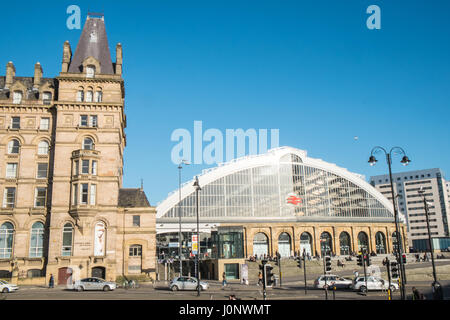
412,287,422,300
257,271,263,286
353,270,359,279
49,274,54,288
222,272,227,288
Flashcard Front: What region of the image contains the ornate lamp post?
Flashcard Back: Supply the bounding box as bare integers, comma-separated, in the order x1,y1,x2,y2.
368,146,411,300
178,160,189,277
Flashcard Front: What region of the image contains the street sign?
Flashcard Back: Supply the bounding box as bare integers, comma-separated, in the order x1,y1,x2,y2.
192,235,198,254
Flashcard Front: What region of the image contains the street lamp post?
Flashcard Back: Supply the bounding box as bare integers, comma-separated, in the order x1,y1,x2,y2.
178,160,189,277
368,146,411,300
418,188,443,299
193,176,202,297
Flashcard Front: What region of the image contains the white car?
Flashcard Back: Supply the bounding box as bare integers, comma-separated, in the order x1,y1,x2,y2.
314,275,353,289
72,277,117,291
169,277,209,291
0,279,19,293
351,276,399,293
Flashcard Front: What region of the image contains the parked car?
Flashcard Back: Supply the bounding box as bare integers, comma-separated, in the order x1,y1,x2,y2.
314,275,353,289
72,277,117,292
169,277,209,291
351,276,399,293
0,279,19,293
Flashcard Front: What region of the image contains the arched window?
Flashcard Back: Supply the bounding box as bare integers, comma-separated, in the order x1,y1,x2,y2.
278,232,291,258
62,223,73,256
253,233,269,257
375,232,386,254
94,221,106,256
29,222,44,257
7,139,20,154
320,232,332,256
299,232,312,256
76,88,84,102
0,222,14,258
357,232,369,253
38,140,49,155
82,137,94,150
339,232,351,255
13,91,23,104
85,90,93,102
95,90,102,102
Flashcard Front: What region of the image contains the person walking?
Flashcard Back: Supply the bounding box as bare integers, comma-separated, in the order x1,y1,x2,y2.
48,274,54,289
222,272,227,288
412,287,423,300
257,271,263,286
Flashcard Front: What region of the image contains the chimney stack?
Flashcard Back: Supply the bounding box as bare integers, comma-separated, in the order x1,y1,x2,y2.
5,61,15,88
61,41,72,73
34,62,43,88
115,43,122,75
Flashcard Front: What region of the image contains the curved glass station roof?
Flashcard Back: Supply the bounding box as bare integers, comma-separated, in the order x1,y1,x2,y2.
157,147,396,223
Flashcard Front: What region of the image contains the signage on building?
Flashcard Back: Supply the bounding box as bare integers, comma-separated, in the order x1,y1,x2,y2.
286,193,302,206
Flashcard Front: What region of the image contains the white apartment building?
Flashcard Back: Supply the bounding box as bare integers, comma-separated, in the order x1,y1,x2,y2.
370,168,450,250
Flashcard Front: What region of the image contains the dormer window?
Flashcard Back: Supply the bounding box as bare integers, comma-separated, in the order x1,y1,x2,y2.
86,65,95,78
13,91,23,104
42,91,52,105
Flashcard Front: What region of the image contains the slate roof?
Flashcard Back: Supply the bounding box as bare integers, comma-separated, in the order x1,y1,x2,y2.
118,188,151,208
68,17,114,74
0,76,57,100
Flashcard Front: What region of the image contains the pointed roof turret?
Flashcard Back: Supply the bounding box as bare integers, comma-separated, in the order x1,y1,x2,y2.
68,15,114,74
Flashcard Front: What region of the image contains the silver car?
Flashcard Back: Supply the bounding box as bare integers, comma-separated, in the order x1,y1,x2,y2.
351,276,399,293
73,277,117,292
0,279,19,293
169,277,209,291
314,275,353,289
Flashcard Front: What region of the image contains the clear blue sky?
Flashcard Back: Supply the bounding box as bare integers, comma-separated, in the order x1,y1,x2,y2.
1,1,449,205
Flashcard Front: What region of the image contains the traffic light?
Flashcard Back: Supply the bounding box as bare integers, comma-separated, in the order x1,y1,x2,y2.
402,254,407,264
390,261,399,279
264,264,275,287
297,256,302,268
365,255,371,266
357,254,363,266
325,256,332,272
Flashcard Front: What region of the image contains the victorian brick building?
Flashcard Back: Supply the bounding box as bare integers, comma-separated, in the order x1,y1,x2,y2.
0,15,156,285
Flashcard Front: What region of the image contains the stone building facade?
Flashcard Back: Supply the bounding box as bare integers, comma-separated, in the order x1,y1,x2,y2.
0,15,156,285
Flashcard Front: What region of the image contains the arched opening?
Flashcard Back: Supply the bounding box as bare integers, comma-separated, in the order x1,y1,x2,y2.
38,140,49,155
253,233,269,258
339,232,351,255
357,232,369,253
375,232,387,254
82,137,94,150
29,222,44,258
92,266,105,279
94,221,106,256
7,139,20,154
57,267,73,285
62,223,73,256
0,222,14,258
320,232,332,256
277,232,291,258
299,232,312,256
